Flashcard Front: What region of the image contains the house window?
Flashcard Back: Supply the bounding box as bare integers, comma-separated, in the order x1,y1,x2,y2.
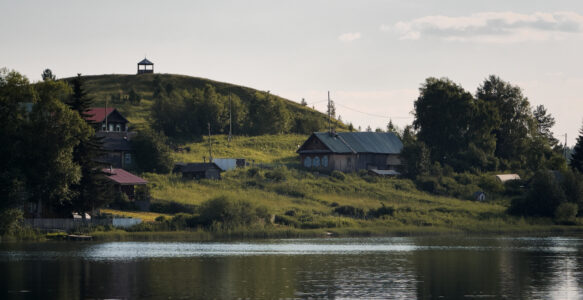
304,157,312,168
101,123,106,131
322,156,328,167
109,123,114,131
124,153,132,165
115,124,121,132
313,156,320,167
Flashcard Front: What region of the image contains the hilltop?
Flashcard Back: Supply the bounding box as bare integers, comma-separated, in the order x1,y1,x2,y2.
64,73,346,135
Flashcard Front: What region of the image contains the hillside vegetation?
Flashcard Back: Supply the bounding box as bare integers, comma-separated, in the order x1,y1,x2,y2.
66,74,346,136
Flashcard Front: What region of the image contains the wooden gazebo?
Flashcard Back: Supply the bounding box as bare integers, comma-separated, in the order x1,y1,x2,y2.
137,58,154,74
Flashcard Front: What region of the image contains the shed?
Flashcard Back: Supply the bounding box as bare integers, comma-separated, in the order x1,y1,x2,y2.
495,174,521,183
103,168,148,201
177,163,223,180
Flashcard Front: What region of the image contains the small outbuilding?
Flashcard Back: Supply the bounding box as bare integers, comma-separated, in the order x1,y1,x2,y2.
473,191,486,202
175,163,223,180
103,168,148,201
495,174,521,183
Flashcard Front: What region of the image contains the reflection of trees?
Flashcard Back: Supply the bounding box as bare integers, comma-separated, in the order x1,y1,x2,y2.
412,250,503,298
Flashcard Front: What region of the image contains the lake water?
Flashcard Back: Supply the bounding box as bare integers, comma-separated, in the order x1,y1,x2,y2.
1,236,583,299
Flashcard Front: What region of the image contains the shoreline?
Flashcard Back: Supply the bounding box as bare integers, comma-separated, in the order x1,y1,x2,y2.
5,224,583,243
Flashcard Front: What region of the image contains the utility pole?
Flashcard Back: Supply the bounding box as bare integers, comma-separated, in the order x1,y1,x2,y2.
564,133,568,160
105,98,108,132
328,91,331,134
208,122,212,162
228,92,232,143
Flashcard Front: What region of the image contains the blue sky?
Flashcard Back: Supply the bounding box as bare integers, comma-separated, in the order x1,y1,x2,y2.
1,0,582,145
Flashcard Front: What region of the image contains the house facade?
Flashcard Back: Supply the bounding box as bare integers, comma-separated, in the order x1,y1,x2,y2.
86,107,129,132
297,132,403,173
85,108,135,169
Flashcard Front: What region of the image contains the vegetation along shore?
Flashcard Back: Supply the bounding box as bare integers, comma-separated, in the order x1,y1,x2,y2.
1,69,583,241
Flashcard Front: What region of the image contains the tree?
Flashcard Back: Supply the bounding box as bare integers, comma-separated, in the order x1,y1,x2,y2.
131,129,173,173
476,75,535,166
571,123,583,173
67,74,110,216
386,120,398,134
41,69,56,81
533,105,559,148
25,79,93,216
413,77,475,165
0,69,34,212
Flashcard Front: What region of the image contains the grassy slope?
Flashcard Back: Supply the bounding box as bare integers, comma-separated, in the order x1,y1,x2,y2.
73,74,582,237
67,73,345,131
135,134,576,235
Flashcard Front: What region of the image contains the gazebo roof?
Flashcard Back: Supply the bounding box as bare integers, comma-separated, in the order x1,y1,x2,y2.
138,58,153,65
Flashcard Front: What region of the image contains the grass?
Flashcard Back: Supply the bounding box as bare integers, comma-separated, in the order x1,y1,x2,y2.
123,133,583,237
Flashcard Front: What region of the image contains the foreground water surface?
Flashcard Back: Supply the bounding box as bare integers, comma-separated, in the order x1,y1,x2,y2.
1,236,583,299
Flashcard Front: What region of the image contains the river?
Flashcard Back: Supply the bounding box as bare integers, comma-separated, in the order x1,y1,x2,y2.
1,236,582,299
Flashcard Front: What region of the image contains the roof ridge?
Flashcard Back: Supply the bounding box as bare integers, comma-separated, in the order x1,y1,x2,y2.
335,133,357,154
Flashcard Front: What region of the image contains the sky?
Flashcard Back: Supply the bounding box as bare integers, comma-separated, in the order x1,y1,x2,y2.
1,0,582,145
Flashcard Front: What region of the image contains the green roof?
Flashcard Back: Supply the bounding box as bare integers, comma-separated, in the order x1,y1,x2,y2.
299,132,403,154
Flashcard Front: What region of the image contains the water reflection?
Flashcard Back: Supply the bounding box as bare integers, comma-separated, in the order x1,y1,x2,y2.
0,236,582,299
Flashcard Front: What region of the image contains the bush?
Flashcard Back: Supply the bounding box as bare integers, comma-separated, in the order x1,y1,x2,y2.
368,204,395,218
554,202,578,225
131,129,173,173
198,195,269,228
265,167,289,182
333,205,365,218
331,170,346,181
0,209,23,236
150,201,196,214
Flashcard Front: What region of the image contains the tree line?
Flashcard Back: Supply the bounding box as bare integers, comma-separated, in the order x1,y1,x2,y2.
150,77,333,138
397,75,583,221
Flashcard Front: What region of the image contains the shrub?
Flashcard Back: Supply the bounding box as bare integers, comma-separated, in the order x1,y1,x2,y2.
150,201,196,214
274,215,299,227
554,202,578,225
368,204,395,218
198,196,269,228
331,170,346,181
0,209,23,236
131,129,173,173
265,167,289,182
333,205,365,218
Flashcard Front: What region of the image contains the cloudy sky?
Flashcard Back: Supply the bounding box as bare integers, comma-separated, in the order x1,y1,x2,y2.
1,0,582,145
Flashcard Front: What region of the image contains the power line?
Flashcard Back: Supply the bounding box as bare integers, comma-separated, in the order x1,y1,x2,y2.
306,97,414,119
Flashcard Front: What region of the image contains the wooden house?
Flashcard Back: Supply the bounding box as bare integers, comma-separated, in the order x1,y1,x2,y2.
85,108,135,169
297,132,403,173
86,107,129,132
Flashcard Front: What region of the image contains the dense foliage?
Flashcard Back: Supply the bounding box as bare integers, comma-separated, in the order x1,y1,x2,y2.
150,80,330,138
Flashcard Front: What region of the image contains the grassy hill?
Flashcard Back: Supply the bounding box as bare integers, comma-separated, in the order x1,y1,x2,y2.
65,73,345,133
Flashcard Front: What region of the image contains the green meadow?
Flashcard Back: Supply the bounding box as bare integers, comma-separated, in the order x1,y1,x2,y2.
93,133,582,240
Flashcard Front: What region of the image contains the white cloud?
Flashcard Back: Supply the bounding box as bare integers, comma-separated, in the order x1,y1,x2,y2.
338,32,361,42
383,12,583,43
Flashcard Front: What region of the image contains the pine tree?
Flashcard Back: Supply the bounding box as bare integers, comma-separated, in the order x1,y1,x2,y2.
67,74,109,216
571,124,583,173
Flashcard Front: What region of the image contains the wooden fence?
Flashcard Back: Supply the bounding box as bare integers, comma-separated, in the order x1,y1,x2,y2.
25,218,142,231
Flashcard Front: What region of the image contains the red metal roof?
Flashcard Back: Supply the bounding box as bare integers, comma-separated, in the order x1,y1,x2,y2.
86,107,115,123
103,168,148,185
